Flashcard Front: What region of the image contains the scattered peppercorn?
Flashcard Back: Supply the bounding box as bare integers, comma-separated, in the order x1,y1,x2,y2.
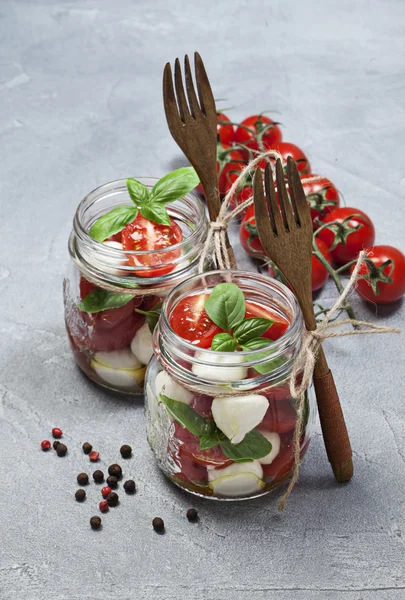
77,473,89,486
75,489,86,502
93,470,104,483
108,464,122,479
90,516,102,530
101,486,112,498
53,440,60,450
99,500,109,513
120,444,132,459
52,427,63,439
186,508,198,522
82,442,92,455
106,476,118,489
152,517,165,533
56,443,68,457
41,440,51,451
123,480,136,494
89,451,100,462
106,492,119,507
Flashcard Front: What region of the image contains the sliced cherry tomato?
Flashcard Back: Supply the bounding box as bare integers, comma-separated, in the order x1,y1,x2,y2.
262,434,309,481
239,205,266,259
174,422,233,468
316,207,375,265
175,454,208,484
245,301,290,341
169,294,222,348
217,112,235,145
106,232,123,243
269,142,311,174
260,398,297,433
300,174,340,228
352,245,405,304
121,213,183,277
234,115,282,162
312,238,332,292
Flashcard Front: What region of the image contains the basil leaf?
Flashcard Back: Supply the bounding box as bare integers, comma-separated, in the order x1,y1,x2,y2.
89,206,138,242
204,283,246,331
135,302,163,333
140,202,171,226
126,178,150,205
241,337,273,351
160,394,213,438
77,289,134,313
233,317,273,344
220,430,272,462
241,337,286,375
211,333,237,352
199,433,220,451
150,167,200,204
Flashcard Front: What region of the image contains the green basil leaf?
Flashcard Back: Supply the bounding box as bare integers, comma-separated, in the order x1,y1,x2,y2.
241,337,273,350
204,283,246,331
135,302,163,333
211,333,238,352
233,317,273,344
77,289,134,313
126,178,150,205
150,167,200,204
160,394,213,438
89,206,138,242
140,202,172,226
241,337,286,375
199,433,220,451
220,430,272,462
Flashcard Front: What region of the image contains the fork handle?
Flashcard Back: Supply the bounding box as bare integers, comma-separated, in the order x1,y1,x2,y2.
313,349,353,482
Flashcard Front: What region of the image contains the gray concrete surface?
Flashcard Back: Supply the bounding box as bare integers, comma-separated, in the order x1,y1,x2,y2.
1,1,405,598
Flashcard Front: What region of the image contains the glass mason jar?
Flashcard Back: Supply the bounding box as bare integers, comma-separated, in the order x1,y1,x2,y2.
145,270,316,500
64,178,209,394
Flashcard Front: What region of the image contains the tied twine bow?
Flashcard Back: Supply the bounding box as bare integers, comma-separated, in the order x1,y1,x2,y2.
197,149,400,511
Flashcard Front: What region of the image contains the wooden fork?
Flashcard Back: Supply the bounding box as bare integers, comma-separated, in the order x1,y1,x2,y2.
253,157,353,483
163,52,236,268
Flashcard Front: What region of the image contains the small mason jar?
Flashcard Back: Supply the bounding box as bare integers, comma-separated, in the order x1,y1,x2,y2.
145,270,316,500
64,178,209,394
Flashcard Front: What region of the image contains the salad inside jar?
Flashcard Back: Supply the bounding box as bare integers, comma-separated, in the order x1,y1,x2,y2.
146,272,314,500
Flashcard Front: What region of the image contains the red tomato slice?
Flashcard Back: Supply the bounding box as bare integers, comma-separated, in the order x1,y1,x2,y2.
174,422,233,468
245,301,290,341
260,398,297,433
262,435,310,480
121,213,183,277
174,454,208,484
169,294,222,348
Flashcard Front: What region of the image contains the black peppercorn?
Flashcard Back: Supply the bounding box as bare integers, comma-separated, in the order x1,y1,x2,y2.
82,442,92,454
123,479,136,494
90,516,102,530
92,470,104,483
106,492,119,507
108,464,122,479
56,443,68,457
106,475,118,489
77,473,89,486
152,517,165,533
53,440,60,451
186,508,198,522
120,444,132,459
75,489,86,502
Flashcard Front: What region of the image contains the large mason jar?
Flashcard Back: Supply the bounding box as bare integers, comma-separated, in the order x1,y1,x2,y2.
63,178,209,394
145,270,316,500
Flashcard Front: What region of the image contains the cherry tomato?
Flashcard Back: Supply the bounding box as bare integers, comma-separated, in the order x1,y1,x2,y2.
216,112,235,145
169,294,222,348
106,232,123,243
270,142,311,175
174,422,232,468
229,183,253,215
245,301,290,341
239,205,266,259
121,213,183,277
217,144,245,196
352,245,405,304
316,207,375,265
262,434,309,481
300,174,340,228
312,238,332,292
260,398,297,433
175,454,208,484
234,115,282,162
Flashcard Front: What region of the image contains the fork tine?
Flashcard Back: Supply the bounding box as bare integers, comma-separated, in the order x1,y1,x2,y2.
275,158,295,232
264,164,283,235
184,55,201,118
286,156,312,230
174,58,190,122
253,168,276,244
163,62,180,124
194,51,216,119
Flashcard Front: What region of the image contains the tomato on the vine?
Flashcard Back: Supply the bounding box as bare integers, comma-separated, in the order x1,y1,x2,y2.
216,112,235,145
300,174,340,228
312,238,332,291
352,245,405,304
239,205,266,258
234,115,282,162
270,142,311,175
169,294,222,348
121,213,183,277
316,207,375,265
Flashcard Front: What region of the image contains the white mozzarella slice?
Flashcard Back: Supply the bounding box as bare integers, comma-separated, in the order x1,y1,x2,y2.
191,351,248,382
130,322,154,365
101,241,125,267
211,394,269,444
91,360,145,388
257,430,281,465
155,371,193,405
207,461,264,497
94,348,142,370
103,241,123,250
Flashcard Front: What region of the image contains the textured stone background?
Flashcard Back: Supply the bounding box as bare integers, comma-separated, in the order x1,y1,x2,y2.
1,1,404,598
